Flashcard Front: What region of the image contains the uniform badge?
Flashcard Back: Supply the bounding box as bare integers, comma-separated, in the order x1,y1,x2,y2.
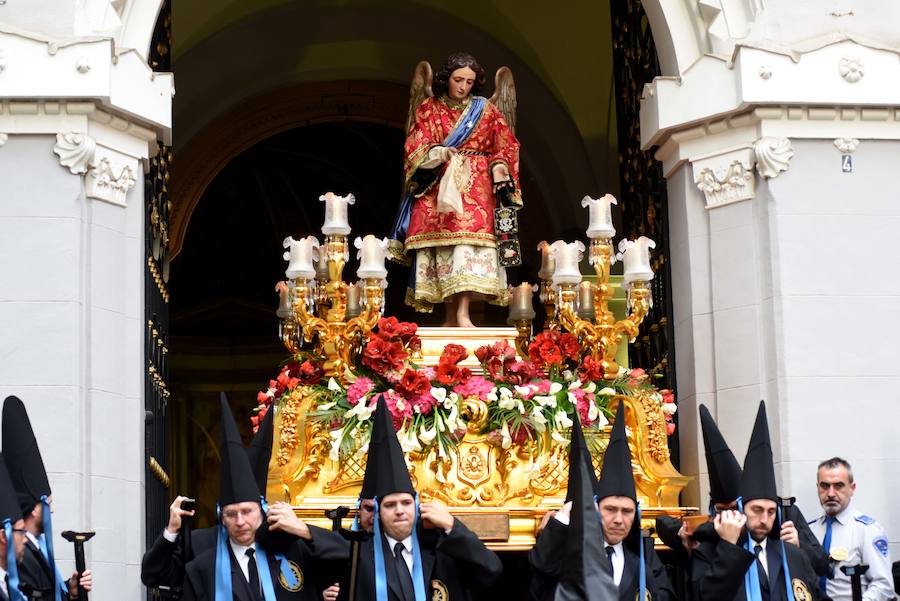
829,547,849,562
633,590,652,601
431,579,449,601
278,560,304,592
791,578,812,601
873,535,889,557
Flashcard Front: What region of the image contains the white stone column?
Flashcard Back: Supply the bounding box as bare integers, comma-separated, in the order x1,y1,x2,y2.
0,9,172,597
641,12,900,555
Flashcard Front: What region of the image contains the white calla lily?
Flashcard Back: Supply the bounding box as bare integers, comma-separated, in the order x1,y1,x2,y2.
595,413,609,428
584,382,597,393
551,431,569,445
588,402,599,422
531,407,548,431
500,421,512,450
597,387,617,396
419,423,438,444
398,427,422,454
554,410,573,430
329,430,343,461
568,380,583,390
549,382,564,394
327,377,342,392
431,387,447,404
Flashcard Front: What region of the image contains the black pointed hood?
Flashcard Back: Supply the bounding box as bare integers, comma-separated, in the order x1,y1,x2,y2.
219,393,261,507
0,454,22,524
739,401,778,504
699,404,742,505
565,412,599,502
2,396,51,513
595,404,636,503
247,406,275,496
362,397,414,500
555,413,618,601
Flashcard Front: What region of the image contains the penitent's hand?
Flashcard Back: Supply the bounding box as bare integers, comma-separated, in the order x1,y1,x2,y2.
419,501,454,532
267,502,311,540
780,520,800,547
714,510,747,545
166,496,195,535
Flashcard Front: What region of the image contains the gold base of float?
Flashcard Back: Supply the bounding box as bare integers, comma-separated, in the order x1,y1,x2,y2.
268,386,695,550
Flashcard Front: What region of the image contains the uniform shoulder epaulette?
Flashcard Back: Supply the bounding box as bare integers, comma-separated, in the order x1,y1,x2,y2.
854,514,875,525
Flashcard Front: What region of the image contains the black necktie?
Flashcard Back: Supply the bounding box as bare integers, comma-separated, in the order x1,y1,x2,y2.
394,541,415,601
754,544,770,601
246,547,262,601
605,546,616,578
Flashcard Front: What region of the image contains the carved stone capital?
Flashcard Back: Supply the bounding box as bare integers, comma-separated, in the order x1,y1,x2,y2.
753,137,794,179
692,148,756,209
85,147,139,207
833,137,860,154
53,132,137,206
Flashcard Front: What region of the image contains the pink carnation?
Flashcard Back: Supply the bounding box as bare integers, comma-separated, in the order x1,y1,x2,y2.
411,392,437,415
573,389,596,425
453,376,495,400
347,377,375,406
534,379,553,394
382,389,413,429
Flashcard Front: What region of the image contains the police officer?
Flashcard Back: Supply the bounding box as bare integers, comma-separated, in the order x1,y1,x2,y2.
809,457,894,600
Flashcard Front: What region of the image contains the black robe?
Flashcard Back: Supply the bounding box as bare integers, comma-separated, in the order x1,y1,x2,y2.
529,518,678,601
17,538,76,600
141,526,218,589
182,527,349,601
691,532,828,601
352,519,502,601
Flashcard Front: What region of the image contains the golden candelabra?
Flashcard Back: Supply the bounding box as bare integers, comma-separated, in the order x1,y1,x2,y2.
279,234,384,381
556,238,651,379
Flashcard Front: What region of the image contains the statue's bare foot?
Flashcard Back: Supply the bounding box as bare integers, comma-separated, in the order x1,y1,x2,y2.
456,315,476,328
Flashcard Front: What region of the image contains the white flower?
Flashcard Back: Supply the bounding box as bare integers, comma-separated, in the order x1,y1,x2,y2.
616,366,626,377
486,387,499,402
345,401,375,422
327,377,342,392
595,413,609,428
568,380,583,390
353,442,369,459
583,382,597,393
662,402,678,416
534,395,558,408
562,370,575,382
549,382,563,394
531,407,548,431
398,427,421,454
419,423,437,444
500,421,512,449
318,401,336,411
554,410,573,430
329,430,343,461
588,402,599,422
597,387,617,396
551,431,569,445
514,385,533,398
445,403,463,431
435,412,446,433
498,389,517,411
431,387,447,404
650,391,663,405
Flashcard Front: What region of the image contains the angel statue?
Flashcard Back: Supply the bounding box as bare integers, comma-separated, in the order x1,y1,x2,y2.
388,52,522,328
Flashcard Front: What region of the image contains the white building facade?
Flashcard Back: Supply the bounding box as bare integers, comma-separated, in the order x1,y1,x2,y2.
0,1,898,597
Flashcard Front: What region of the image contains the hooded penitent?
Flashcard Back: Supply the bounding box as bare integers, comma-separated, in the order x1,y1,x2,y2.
0,453,28,601
554,413,617,601
699,403,742,509
596,404,647,600
2,395,65,601
215,393,286,601
738,401,795,601
362,397,426,601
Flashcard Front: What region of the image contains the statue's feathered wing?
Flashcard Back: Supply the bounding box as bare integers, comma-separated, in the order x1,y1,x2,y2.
488,66,517,134
406,61,434,135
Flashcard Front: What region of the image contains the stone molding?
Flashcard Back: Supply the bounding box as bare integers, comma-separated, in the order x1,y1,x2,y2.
52,131,139,207
752,137,793,179
0,133,7,147
833,137,860,154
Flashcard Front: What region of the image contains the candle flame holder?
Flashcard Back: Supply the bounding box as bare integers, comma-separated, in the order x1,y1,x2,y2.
279,233,385,381
555,238,651,379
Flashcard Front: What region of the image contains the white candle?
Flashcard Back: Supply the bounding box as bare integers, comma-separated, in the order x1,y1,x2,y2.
355,234,389,279
617,236,656,286
537,241,556,281
345,283,362,318
582,194,617,239
320,191,356,236
507,282,537,321
549,240,585,285
283,235,320,280
577,281,595,320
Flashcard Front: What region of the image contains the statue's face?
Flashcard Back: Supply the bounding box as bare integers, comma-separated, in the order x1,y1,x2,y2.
448,67,477,101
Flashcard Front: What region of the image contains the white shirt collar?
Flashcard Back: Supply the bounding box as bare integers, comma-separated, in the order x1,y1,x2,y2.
0,565,8,596
25,532,40,548
229,538,257,558
753,536,769,551
603,540,623,555
384,533,412,555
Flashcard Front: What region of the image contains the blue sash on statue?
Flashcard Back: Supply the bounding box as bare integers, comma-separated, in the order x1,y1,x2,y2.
389,96,487,249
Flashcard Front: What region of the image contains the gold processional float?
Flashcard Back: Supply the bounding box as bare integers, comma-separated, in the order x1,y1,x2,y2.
258,192,695,550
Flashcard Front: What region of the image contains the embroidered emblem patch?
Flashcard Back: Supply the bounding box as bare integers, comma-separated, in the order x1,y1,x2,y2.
634,590,652,601
873,535,889,557
278,560,304,592
431,579,449,601
792,578,811,601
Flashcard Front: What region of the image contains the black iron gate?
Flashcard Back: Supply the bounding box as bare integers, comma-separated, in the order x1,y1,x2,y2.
144,0,173,590
609,0,679,466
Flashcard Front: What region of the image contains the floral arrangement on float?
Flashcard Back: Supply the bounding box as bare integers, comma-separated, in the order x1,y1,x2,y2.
252,316,677,463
